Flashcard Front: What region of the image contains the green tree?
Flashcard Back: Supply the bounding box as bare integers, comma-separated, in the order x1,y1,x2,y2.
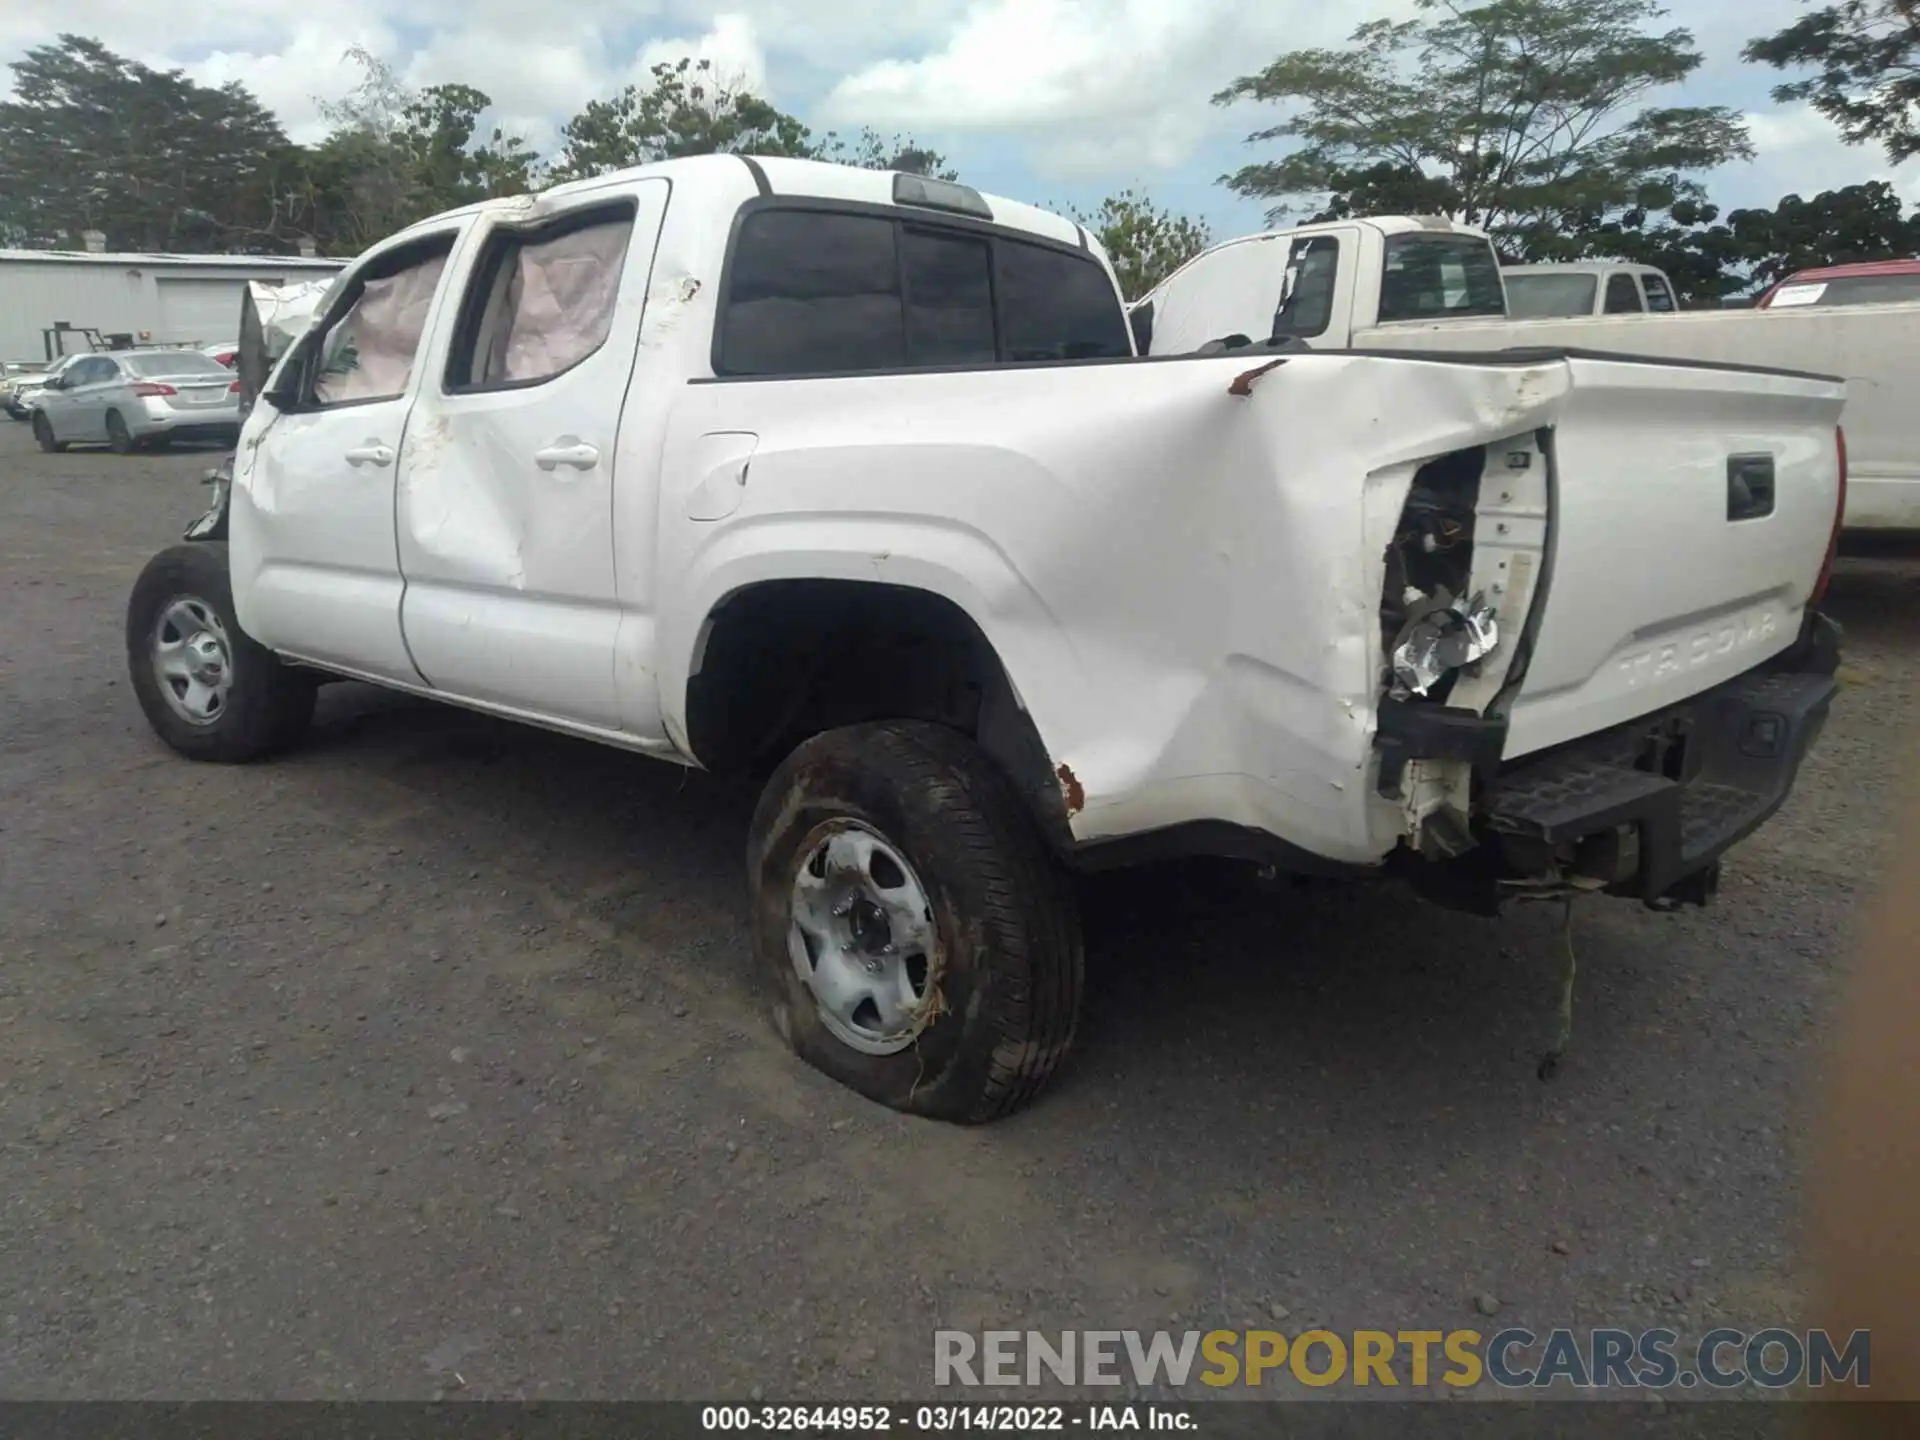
0,34,295,251
1539,185,1750,303
1070,189,1212,300
1539,180,1920,306
1745,0,1920,164
305,50,539,249
818,127,957,179
549,57,817,181
1726,181,1920,287
401,83,541,207
1306,161,1465,223
1214,0,1752,243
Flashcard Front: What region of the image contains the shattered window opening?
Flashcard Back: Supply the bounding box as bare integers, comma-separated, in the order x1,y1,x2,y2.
1270,235,1340,340
310,242,454,408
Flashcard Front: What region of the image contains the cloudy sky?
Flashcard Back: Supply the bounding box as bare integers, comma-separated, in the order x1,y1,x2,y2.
3,0,1916,238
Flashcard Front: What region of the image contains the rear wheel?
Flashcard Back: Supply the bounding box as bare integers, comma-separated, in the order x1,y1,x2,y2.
125,543,316,762
32,412,64,453
748,720,1084,1123
105,410,136,455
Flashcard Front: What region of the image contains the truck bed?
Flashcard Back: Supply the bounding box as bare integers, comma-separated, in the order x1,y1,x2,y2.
1354,304,1915,532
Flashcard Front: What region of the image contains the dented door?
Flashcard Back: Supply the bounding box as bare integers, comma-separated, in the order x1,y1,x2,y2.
394,178,670,732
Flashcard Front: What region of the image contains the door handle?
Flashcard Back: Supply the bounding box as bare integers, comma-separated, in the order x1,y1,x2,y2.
534,439,600,472
345,442,394,468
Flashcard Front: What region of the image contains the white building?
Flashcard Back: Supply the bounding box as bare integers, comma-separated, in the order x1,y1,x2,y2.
0,235,343,363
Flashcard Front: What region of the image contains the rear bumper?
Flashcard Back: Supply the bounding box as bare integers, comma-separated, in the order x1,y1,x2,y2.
1842,474,1920,534
1479,611,1840,907
133,402,242,439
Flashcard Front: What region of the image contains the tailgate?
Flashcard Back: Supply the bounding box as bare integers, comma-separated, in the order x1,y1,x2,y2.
1503,355,1844,759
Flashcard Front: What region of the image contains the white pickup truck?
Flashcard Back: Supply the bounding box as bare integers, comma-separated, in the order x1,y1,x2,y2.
125,157,1845,1123
1134,215,1917,533
1502,261,1680,318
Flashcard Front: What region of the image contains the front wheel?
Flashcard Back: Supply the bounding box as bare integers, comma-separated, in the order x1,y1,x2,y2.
32,412,65,452
748,721,1085,1123
125,543,317,762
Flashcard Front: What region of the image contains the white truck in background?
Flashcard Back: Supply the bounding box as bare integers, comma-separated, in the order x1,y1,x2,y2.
1133,215,1919,533
125,158,1845,1123
1502,261,1680,318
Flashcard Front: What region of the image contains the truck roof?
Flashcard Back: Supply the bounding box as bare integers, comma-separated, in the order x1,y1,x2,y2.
1775,257,1920,283
385,153,1099,260
1503,261,1666,276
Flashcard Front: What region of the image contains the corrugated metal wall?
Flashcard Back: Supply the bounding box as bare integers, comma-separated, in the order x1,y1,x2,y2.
0,259,342,362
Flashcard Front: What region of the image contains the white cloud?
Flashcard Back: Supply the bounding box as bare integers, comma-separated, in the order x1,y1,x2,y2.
189,17,403,144
3,0,1916,219
1735,104,1920,208
820,0,1398,180
636,14,771,98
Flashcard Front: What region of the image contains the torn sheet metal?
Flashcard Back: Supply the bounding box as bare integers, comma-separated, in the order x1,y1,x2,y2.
1390,589,1500,698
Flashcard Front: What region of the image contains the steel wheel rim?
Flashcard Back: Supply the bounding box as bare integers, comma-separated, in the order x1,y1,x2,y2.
151,596,235,727
787,819,942,1056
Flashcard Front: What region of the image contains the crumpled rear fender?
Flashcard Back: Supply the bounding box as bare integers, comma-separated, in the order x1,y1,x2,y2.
658,353,1576,868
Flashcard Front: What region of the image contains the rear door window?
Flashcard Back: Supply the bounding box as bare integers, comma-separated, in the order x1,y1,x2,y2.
1641,274,1677,312
1604,273,1644,313
719,211,905,375
994,240,1131,361
447,211,636,389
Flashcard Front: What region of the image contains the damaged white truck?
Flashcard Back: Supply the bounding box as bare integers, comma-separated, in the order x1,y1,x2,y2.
125,156,1846,1123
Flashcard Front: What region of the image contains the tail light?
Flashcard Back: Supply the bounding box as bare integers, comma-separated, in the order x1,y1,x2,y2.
1811,426,1846,605
228,380,241,393
132,382,176,398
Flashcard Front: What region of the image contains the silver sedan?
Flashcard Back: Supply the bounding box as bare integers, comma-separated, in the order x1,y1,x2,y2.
32,350,242,454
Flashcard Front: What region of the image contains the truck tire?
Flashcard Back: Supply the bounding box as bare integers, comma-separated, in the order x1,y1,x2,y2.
125,543,316,762
748,720,1084,1123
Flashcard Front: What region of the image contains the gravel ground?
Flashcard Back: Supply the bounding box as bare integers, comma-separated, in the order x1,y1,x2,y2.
1,420,1915,1404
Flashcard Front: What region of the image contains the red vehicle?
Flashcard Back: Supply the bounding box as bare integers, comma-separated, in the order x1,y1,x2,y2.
1755,258,1920,309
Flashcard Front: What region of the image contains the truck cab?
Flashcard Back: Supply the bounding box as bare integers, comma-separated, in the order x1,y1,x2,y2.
1503,261,1679,318
1129,216,1508,356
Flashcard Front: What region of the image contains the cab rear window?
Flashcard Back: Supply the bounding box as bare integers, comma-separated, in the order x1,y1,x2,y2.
1377,234,1506,323
717,206,1130,376
1768,273,1920,308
